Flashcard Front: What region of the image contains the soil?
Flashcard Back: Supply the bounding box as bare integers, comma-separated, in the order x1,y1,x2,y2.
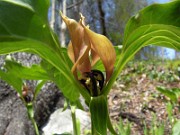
108,72,180,135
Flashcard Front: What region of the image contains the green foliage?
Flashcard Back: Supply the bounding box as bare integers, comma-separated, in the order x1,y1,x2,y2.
166,102,176,130
115,60,179,88
156,87,180,103
143,101,178,135
0,69,23,94
34,80,47,100
0,0,90,102
172,120,180,135
144,113,165,135
4,59,49,80
115,118,131,135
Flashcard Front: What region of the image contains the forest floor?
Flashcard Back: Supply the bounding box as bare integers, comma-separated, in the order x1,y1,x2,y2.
107,60,180,135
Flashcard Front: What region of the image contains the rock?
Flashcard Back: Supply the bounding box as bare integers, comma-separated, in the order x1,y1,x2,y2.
0,81,35,135
0,80,64,135
42,108,91,135
0,53,65,135
34,82,64,129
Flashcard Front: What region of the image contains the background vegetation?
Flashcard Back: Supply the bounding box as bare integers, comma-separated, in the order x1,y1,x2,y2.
50,0,180,60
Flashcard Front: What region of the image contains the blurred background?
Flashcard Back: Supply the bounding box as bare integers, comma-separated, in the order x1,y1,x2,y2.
48,0,180,60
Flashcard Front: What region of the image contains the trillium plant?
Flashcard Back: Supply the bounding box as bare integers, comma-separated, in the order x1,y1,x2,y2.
0,0,179,135
61,13,116,97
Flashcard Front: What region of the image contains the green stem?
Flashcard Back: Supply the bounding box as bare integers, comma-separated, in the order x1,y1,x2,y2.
26,103,40,135
71,105,79,135
30,117,40,135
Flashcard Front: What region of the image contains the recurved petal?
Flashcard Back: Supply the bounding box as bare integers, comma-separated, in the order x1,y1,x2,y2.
61,12,84,62
67,42,75,63
61,12,92,78
71,43,91,77
82,25,116,82
91,49,100,67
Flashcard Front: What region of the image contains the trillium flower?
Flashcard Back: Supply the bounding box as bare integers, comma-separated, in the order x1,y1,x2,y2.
61,13,116,95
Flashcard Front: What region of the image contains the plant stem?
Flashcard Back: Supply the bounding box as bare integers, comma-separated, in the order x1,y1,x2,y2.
71,105,79,135
26,103,40,135
30,117,40,135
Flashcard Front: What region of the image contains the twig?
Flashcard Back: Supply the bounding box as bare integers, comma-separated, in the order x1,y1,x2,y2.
119,112,144,127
